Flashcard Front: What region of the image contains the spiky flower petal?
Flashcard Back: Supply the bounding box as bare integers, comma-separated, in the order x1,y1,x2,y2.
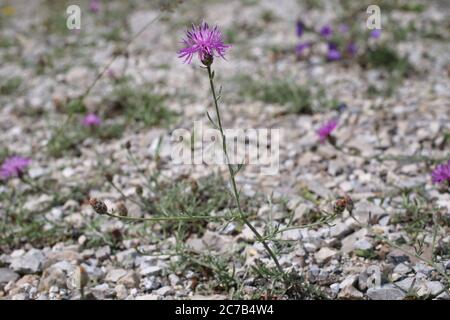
431,160,450,185
317,119,338,142
0,156,30,180
178,22,230,65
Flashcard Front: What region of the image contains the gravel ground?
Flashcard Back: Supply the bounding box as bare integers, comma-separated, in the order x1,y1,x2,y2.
0,0,450,300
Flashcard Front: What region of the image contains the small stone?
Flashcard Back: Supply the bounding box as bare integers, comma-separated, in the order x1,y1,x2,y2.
39,265,70,291
413,263,433,276
117,271,140,288
329,219,354,239
45,250,81,266
78,235,87,246
95,246,111,261
393,263,411,275
367,286,406,300
314,247,338,265
115,284,128,300
140,265,162,276
425,281,444,297
303,243,317,253
293,204,311,222
168,274,180,286
354,239,373,251
387,249,410,264
91,283,114,299
394,277,415,292
10,249,45,274
444,260,450,270
116,249,137,268
143,277,161,291
105,269,128,283
330,283,340,294
339,275,357,290
153,286,174,296
353,201,385,223
338,285,364,299
341,229,368,254
357,272,369,292
0,268,19,287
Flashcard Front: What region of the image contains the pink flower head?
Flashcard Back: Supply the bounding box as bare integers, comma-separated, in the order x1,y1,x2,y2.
178,22,230,65
431,160,450,185
89,0,101,13
317,119,338,142
82,113,102,127
1,156,31,180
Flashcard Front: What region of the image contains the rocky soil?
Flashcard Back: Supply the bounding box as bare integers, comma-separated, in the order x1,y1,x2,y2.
0,0,449,300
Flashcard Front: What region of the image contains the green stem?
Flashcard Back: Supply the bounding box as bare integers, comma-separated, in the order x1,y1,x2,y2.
105,212,233,223
206,66,283,275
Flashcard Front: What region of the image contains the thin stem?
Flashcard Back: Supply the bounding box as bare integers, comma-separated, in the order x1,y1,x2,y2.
206,66,284,275
105,212,233,223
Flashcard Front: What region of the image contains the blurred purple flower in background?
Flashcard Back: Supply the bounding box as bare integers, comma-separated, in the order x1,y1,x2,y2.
296,20,305,37
370,29,381,39
295,41,312,56
82,113,102,127
317,119,338,142
326,42,341,61
319,25,332,38
346,42,358,56
89,0,101,14
339,24,349,33
0,156,31,180
431,160,450,185
178,22,230,65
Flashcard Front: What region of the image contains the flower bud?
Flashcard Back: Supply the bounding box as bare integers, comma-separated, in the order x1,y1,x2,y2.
89,198,108,215
201,53,214,67
104,172,114,183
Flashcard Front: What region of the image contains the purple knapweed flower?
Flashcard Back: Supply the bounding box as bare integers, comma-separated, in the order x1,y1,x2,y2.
346,42,358,56
317,119,338,142
82,113,102,127
0,156,31,180
178,22,230,65
326,43,341,61
295,41,312,56
431,160,450,185
319,25,332,38
89,0,101,14
296,20,305,37
370,29,381,39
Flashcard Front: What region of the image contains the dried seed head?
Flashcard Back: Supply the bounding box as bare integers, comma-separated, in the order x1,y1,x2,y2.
125,141,131,150
89,198,108,215
334,195,353,215
104,172,114,183
116,202,128,217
